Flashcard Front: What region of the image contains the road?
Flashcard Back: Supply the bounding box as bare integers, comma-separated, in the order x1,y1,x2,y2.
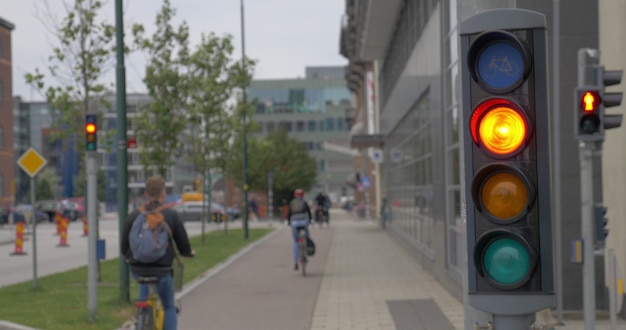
0,217,249,288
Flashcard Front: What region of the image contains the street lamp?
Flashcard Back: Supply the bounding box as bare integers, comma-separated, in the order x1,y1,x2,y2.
240,0,249,239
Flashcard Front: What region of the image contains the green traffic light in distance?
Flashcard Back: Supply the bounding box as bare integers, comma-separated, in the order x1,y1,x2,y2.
483,238,530,286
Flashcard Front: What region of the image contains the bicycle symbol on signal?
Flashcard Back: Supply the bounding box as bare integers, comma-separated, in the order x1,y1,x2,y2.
484,56,519,78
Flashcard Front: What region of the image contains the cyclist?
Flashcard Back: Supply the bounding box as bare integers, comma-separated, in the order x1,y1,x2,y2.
122,175,195,330
314,191,331,225
287,188,312,271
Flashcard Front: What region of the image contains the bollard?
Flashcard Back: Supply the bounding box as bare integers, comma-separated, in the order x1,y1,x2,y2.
10,222,27,255
82,214,88,237
57,217,69,247
55,213,62,236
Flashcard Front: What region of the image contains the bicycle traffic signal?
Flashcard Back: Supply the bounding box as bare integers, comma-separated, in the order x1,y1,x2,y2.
85,114,98,151
460,9,553,314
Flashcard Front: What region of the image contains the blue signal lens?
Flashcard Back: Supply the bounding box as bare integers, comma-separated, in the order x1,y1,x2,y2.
477,42,524,91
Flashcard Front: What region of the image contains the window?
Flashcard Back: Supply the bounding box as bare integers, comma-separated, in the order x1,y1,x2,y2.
325,118,335,131
255,103,266,114
337,118,344,131
279,121,292,132
296,121,304,132
308,120,316,132
318,160,326,172
319,120,325,132
267,122,275,132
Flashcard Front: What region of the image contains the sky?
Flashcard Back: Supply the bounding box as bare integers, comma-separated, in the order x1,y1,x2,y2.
1,0,348,101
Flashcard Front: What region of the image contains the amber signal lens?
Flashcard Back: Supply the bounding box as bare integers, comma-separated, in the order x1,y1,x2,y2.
481,172,528,221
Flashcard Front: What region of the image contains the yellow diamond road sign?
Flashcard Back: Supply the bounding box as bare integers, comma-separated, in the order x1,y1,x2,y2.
17,148,47,177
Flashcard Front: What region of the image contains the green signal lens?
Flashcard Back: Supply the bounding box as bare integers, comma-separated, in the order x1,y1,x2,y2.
483,238,530,285
580,114,600,134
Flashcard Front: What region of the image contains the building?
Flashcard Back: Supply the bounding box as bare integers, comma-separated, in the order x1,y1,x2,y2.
247,66,354,202
0,17,14,208
340,0,606,314
100,92,198,211
13,98,62,203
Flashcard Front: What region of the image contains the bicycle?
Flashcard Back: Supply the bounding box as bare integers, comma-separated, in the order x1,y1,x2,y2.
134,276,164,330
315,207,330,228
297,227,308,277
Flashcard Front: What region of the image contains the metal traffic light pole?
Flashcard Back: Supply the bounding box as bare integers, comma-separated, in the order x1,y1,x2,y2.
576,48,599,330
86,117,99,322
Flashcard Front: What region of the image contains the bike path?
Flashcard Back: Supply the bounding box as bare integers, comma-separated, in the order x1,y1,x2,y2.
178,223,333,330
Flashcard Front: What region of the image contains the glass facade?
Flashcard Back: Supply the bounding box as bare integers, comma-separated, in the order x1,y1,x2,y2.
385,92,434,256
443,0,463,279
248,68,354,201
250,82,351,114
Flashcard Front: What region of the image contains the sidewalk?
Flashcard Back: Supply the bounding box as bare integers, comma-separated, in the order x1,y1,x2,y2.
176,209,464,330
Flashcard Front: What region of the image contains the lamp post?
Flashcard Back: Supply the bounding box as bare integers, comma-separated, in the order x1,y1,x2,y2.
240,0,249,239
115,0,129,302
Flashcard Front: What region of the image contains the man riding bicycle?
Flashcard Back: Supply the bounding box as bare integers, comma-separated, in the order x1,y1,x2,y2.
122,175,195,330
314,191,331,225
287,188,312,271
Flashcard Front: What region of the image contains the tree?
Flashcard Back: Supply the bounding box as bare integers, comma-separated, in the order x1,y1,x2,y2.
73,168,106,201
35,167,56,200
186,33,257,176
25,0,115,153
132,0,191,177
228,129,317,202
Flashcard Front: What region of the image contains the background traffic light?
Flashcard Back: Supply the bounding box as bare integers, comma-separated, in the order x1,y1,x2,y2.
594,204,608,244
460,9,553,314
574,87,602,141
85,114,97,151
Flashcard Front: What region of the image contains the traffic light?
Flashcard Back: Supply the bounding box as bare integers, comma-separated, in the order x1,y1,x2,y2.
85,114,97,151
594,65,623,133
461,9,553,314
594,204,608,243
574,87,602,141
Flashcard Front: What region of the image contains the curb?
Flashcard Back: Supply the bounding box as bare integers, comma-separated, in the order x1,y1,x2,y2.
0,320,41,330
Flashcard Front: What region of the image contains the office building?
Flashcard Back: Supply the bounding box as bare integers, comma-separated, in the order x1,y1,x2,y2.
341,0,605,311
248,66,354,202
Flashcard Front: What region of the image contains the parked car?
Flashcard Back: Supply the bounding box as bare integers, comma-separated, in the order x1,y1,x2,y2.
60,201,81,221
226,206,241,219
14,204,49,223
36,200,59,223
171,201,229,222
0,207,8,225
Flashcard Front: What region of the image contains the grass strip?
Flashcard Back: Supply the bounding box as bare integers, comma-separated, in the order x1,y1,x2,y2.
0,227,273,330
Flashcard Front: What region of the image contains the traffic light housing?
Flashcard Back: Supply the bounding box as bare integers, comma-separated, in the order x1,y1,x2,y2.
461,9,553,314
594,204,608,243
574,87,602,141
85,114,97,151
594,65,623,133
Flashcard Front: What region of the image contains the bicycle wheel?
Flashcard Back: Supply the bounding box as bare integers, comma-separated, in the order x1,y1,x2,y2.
135,306,155,330
299,241,307,277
